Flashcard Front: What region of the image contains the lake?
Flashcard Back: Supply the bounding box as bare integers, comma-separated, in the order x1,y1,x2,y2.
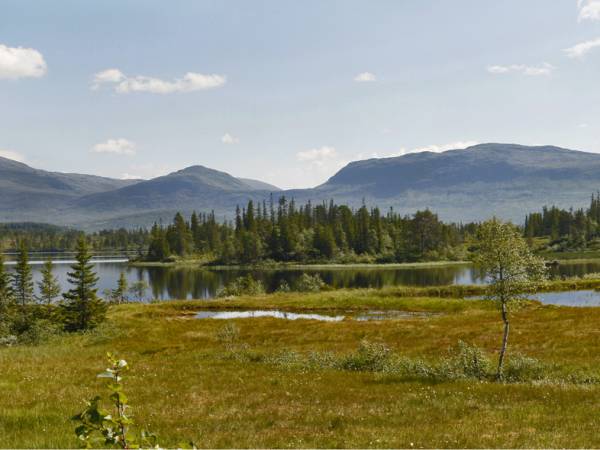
6,257,600,302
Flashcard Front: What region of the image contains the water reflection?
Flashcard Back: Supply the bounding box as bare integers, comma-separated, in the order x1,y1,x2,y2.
196,310,345,322
13,259,600,302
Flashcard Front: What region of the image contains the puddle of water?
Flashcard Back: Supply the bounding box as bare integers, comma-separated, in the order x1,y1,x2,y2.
196,310,345,322
355,310,439,321
469,290,600,307
196,309,437,322
533,290,600,307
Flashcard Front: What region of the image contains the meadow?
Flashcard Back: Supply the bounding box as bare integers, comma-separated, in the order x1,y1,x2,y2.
2,287,600,448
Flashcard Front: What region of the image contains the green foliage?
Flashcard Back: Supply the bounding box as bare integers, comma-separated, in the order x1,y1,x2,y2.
37,258,61,305
475,218,547,379
294,273,326,292
128,280,148,302
0,250,14,306
12,241,34,306
61,238,107,332
476,219,547,306
217,275,265,297
17,318,62,345
146,198,469,264
443,340,492,380
73,353,160,449
340,340,392,372
503,354,547,382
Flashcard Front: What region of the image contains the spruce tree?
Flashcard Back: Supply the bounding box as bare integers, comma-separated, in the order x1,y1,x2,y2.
12,241,34,307
37,258,61,305
61,238,107,331
113,272,128,304
0,250,14,306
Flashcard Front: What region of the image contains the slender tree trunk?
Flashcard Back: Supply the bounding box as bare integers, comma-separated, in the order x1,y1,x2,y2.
497,299,510,380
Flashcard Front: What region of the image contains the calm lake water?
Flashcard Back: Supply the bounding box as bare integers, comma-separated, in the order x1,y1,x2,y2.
6,257,600,302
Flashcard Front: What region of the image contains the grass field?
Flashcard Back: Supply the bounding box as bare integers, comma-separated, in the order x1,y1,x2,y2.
3,289,600,447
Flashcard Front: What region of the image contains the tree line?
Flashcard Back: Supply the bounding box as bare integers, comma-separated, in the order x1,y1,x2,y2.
524,192,600,247
0,223,149,253
147,197,475,264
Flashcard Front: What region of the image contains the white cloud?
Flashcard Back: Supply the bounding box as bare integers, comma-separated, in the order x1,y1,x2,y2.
0,149,26,162
91,68,124,89
92,138,136,155
92,68,226,94
385,141,479,158
564,38,600,58
578,0,600,21
0,44,47,80
579,123,590,128
354,72,376,82
221,133,239,144
120,173,144,180
296,146,338,164
487,63,555,76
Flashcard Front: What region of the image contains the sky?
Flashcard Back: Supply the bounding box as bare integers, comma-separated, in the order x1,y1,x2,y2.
1,0,600,189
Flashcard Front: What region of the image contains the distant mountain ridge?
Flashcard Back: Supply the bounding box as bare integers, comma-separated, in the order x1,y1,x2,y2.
2,143,600,229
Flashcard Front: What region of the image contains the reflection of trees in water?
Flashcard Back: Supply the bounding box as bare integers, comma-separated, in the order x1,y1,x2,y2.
133,262,600,301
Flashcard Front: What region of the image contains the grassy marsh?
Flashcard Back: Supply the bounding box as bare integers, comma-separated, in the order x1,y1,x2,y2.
3,288,600,447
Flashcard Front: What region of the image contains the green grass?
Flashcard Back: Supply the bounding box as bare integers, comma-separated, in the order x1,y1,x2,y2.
4,289,600,447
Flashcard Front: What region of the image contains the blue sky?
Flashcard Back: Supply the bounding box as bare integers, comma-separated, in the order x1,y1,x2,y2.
1,0,600,188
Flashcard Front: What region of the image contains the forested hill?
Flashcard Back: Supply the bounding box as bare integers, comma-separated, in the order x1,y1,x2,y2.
288,143,600,223
3,143,600,228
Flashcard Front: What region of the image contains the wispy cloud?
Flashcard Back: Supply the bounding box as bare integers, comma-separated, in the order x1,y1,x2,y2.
354,72,376,82
578,0,600,21
0,148,26,162
564,38,600,58
92,69,226,94
378,141,479,158
92,138,136,155
296,146,338,164
91,68,124,89
0,43,47,80
487,63,555,76
221,133,239,144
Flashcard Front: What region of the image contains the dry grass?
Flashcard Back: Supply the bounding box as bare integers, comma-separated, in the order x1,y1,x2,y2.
2,288,600,447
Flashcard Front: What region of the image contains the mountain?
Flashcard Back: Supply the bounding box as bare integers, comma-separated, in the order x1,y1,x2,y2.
238,178,282,191
3,143,600,228
0,156,139,223
43,165,279,228
289,143,600,222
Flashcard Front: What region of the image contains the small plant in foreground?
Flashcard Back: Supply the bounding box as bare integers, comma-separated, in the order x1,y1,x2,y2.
73,353,159,449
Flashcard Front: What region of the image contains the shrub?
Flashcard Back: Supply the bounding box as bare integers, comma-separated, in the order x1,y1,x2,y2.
503,354,547,382
444,340,492,380
294,273,326,293
215,322,241,351
0,334,18,347
275,280,291,293
340,340,391,372
217,275,265,297
18,319,62,345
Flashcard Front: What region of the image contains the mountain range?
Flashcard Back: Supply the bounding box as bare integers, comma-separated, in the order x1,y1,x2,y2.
2,143,600,229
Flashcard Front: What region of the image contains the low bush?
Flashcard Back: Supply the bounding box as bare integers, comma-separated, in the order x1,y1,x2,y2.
294,273,326,293
503,354,547,382
340,340,391,372
217,275,265,297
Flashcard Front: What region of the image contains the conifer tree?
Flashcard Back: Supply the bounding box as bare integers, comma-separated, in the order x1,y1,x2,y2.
0,250,13,306
37,258,61,305
113,272,128,304
61,238,106,331
12,241,34,307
